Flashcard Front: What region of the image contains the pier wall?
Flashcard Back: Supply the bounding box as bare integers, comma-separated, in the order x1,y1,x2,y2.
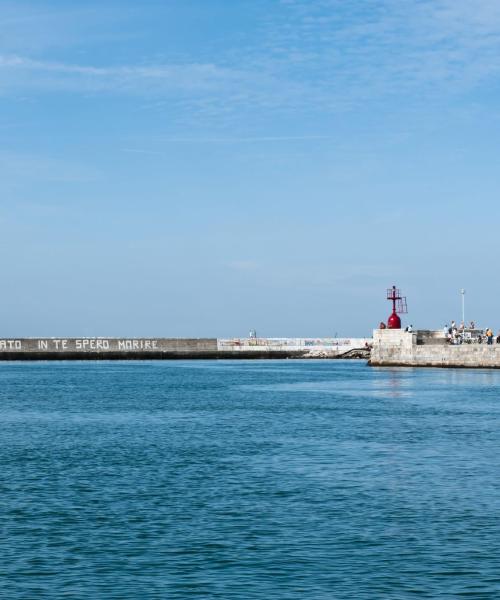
370,329,500,368
217,338,371,357
0,337,370,360
0,338,218,360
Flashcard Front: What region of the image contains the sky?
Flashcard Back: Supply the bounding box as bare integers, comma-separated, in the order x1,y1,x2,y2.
1,0,500,337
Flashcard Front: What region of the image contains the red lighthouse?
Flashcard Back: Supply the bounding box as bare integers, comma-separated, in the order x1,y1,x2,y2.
386,285,407,329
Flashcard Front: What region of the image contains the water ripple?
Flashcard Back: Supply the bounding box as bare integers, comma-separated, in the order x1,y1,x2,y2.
2,360,500,598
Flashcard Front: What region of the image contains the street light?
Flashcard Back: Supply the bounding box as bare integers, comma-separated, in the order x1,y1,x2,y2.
460,289,465,326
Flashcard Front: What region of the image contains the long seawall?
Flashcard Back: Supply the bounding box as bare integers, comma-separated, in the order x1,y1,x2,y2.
0,337,371,360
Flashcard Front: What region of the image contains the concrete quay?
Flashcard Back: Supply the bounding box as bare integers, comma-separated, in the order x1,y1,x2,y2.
370,329,500,368
0,337,371,361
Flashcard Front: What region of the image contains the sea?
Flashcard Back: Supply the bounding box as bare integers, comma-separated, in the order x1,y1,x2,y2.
2,360,500,599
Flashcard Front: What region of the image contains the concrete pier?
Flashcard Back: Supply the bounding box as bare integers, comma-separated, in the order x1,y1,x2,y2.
370,329,500,368
0,337,370,361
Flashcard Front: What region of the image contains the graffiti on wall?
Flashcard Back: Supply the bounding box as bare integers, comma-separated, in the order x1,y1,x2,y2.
0,339,160,352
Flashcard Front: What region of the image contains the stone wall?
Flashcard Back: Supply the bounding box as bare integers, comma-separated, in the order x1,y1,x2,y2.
217,337,371,357
370,329,500,368
0,338,218,360
0,337,371,360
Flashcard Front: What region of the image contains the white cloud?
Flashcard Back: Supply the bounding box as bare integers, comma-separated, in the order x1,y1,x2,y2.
149,135,331,144
1,1,500,116
266,0,500,94
0,54,245,93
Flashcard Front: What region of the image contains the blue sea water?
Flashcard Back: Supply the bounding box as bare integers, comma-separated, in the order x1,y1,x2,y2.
2,360,500,599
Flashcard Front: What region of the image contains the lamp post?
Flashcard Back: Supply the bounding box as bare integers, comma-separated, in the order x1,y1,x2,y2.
460,289,465,326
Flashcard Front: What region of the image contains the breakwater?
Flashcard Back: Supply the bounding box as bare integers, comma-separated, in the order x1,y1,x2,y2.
0,337,371,360
370,329,500,368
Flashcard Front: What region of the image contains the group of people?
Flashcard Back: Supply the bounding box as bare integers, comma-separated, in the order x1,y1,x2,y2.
378,319,500,344
444,320,500,345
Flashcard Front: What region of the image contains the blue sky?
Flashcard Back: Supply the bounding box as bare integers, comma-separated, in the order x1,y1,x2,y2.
1,0,500,337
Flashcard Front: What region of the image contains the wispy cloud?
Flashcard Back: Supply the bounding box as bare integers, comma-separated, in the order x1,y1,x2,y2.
0,51,307,120
2,1,500,117
122,135,331,150
269,0,500,95
0,54,245,93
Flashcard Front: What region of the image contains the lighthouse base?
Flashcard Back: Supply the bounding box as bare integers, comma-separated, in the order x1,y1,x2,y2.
387,312,401,329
